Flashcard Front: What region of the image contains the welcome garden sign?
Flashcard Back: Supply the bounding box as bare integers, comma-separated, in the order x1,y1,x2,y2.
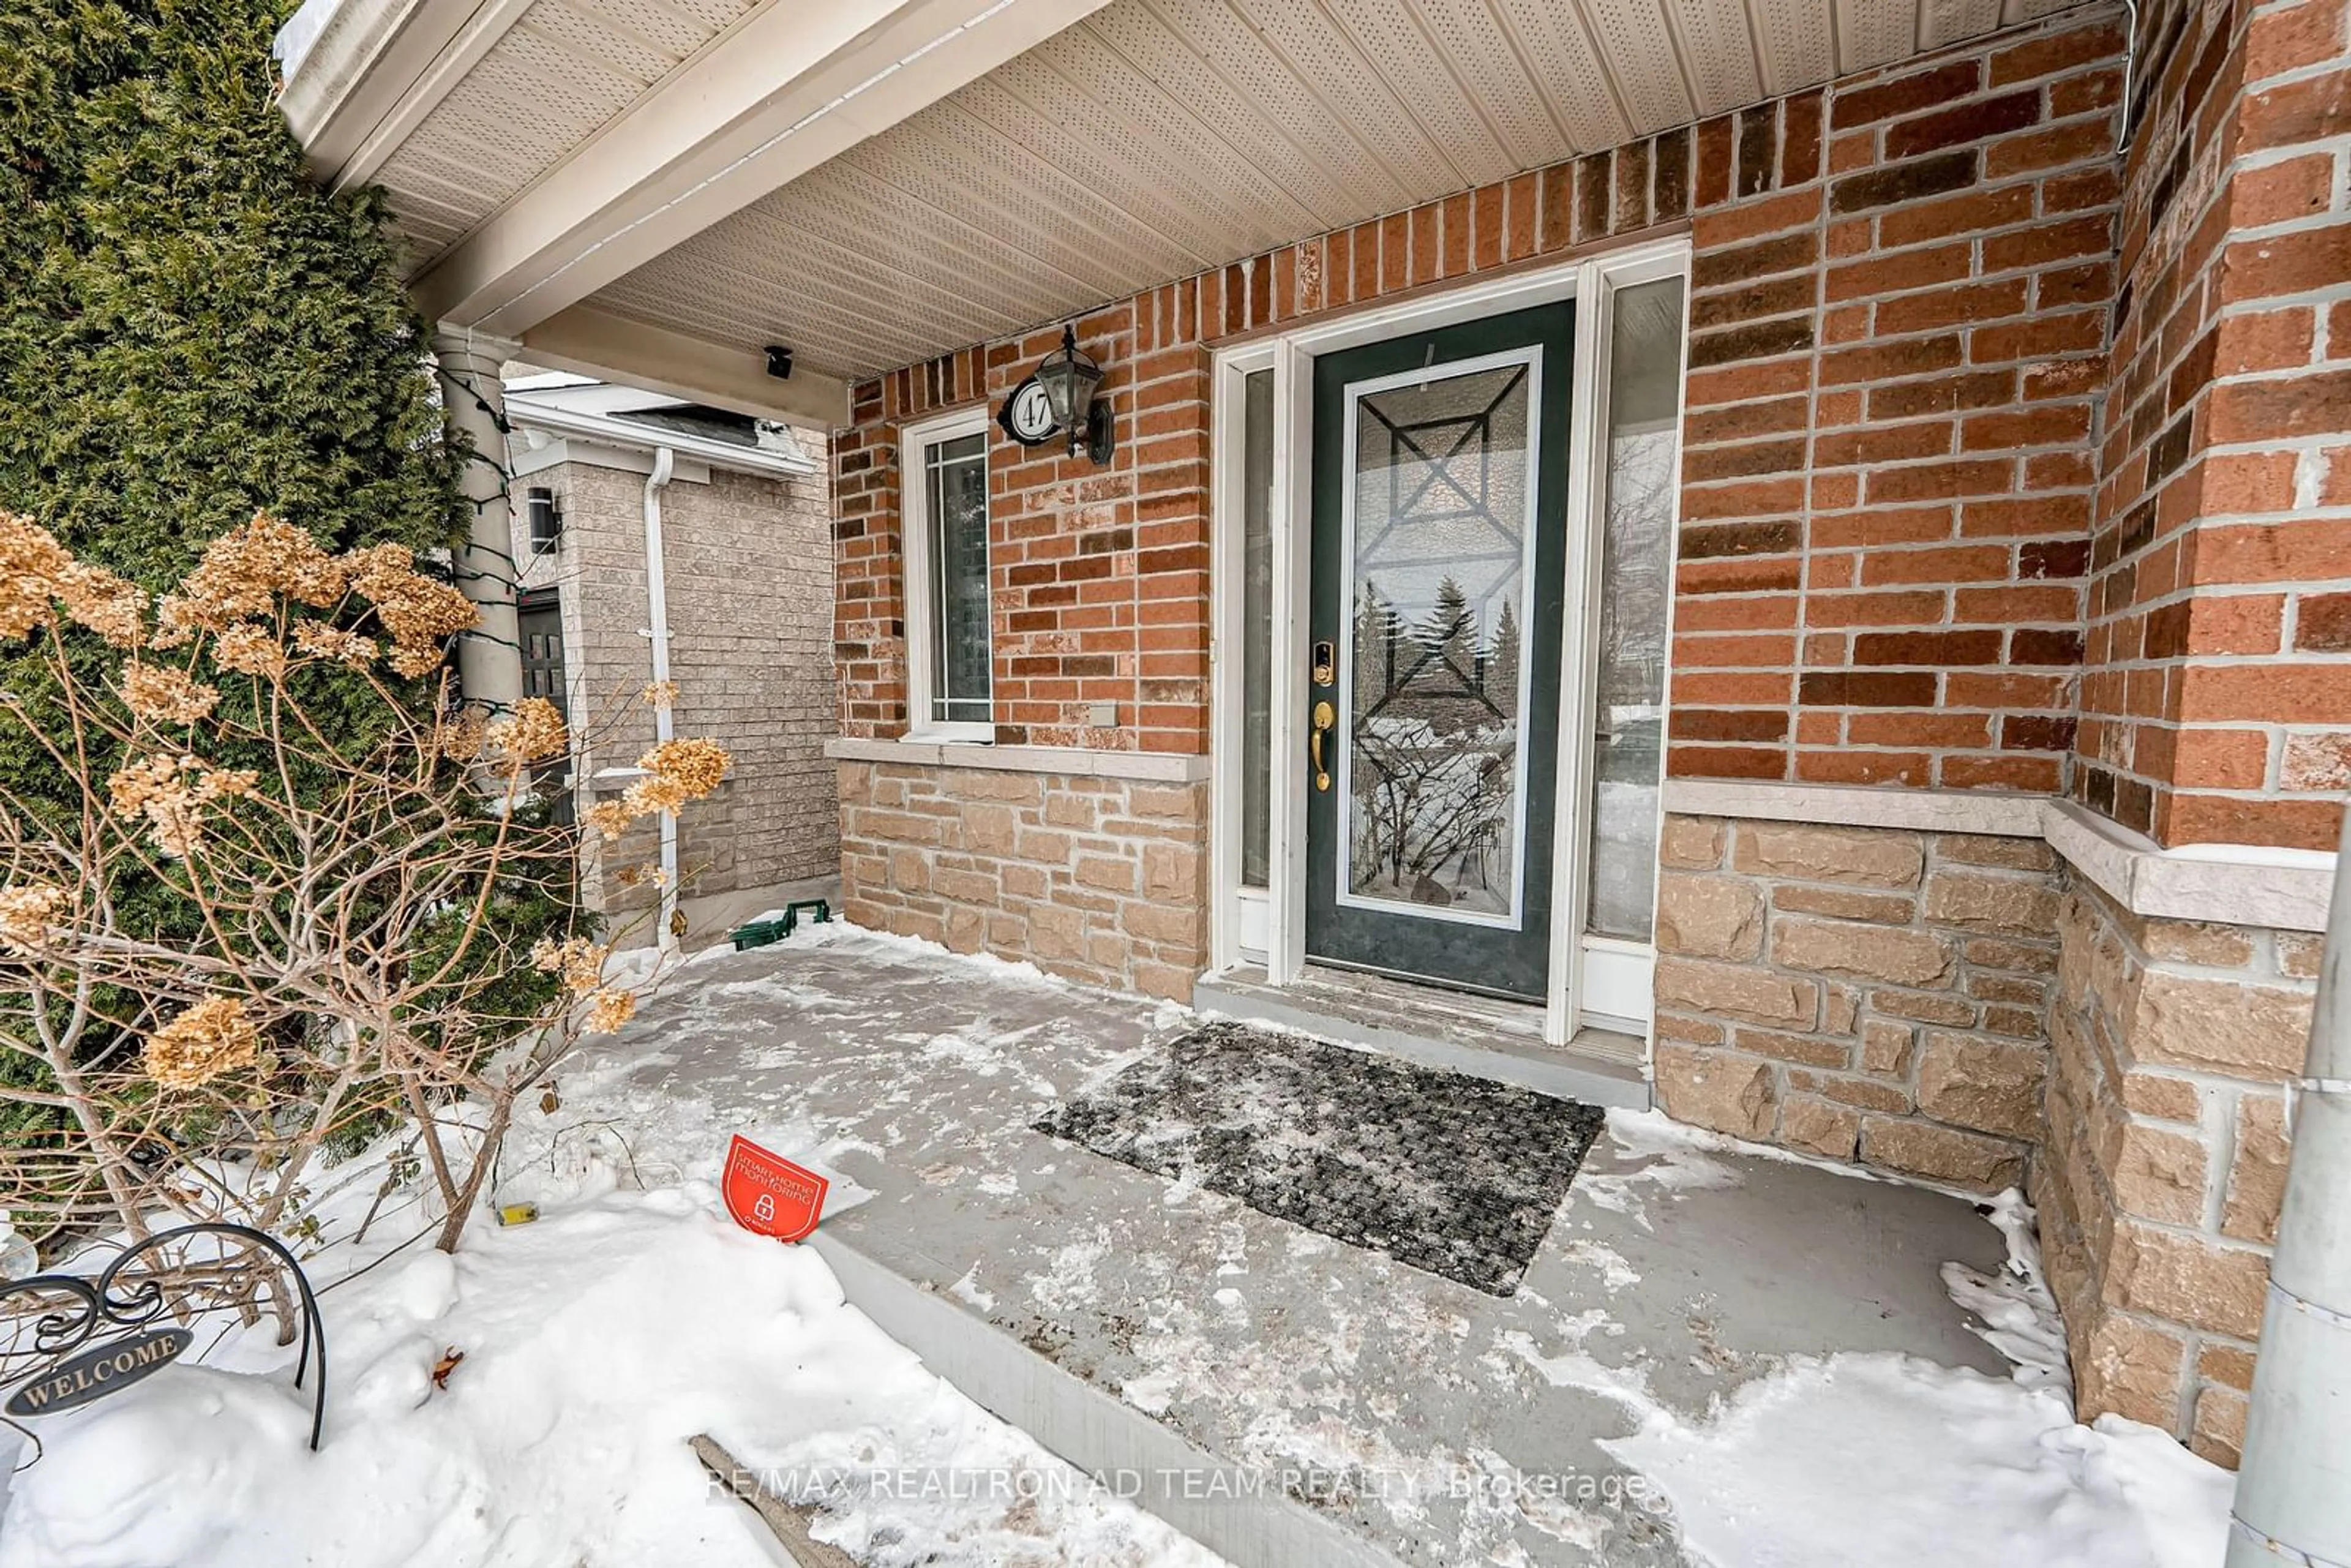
0,1223,328,1453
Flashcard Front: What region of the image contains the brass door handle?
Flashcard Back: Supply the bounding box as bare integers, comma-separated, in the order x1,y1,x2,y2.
1311,700,1334,791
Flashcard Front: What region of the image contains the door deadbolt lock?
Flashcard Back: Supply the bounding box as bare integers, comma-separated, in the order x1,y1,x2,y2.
1311,640,1335,687
1311,700,1335,791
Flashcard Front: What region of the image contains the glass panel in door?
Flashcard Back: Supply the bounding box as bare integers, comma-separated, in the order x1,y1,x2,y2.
1585,278,1685,943
1304,302,1573,1003
1342,355,1537,925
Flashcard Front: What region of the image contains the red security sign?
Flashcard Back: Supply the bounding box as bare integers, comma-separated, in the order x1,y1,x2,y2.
721,1135,828,1243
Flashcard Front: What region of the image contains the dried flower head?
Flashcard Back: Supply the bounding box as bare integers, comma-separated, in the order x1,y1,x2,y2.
385,639,448,680
488,697,568,765
0,883,67,951
143,997,261,1090
641,681,677,710
346,543,475,675
618,774,689,817
583,988,637,1033
434,708,488,762
59,563,149,649
121,662,220,726
584,801,633,842
107,755,259,857
213,623,288,680
639,738,727,800
157,515,345,642
293,623,378,667
529,935,609,995
0,514,149,648
0,514,72,640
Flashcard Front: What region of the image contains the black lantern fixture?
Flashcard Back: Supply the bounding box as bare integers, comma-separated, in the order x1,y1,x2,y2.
1035,324,1113,463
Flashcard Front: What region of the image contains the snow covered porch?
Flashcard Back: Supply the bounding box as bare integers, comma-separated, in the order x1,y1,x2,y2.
552,926,2207,1567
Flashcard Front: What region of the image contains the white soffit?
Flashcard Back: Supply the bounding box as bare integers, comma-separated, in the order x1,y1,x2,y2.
368,0,765,255
358,0,2094,385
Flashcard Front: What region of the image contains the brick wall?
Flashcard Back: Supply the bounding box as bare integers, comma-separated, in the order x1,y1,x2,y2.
834,335,1212,754
2076,0,2351,851
2037,876,2317,1461
512,451,840,918
1670,10,2124,793
1652,814,2063,1192
837,760,1207,999
2016,0,2349,1460
833,7,2132,797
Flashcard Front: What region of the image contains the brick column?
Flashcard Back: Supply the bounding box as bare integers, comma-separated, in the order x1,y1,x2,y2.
2075,0,2351,851
1670,13,2124,792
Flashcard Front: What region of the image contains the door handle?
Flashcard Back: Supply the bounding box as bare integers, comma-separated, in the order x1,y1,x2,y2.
1311,700,1334,791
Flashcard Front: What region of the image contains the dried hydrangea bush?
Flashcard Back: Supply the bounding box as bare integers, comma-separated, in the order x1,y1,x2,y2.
0,512,729,1255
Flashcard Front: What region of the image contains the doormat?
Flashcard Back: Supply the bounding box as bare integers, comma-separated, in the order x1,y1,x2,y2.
1033,1021,1605,1296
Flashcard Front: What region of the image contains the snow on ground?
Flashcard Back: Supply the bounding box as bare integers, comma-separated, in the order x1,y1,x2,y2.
1605,1354,2231,1568
0,928,2240,1567
0,1131,1218,1568
1590,1118,2233,1568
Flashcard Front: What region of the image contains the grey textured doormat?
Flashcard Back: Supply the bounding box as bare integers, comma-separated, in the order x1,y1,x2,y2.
1033,1021,1605,1296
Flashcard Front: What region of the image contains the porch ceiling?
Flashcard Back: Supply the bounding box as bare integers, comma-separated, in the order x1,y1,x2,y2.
592,0,2093,384
296,0,2091,403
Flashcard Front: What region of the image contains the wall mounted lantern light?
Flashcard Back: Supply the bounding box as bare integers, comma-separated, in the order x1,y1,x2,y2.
1001,324,1114,464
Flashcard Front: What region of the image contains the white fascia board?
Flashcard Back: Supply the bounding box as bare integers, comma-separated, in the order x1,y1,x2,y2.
516,305,851,429
505,398,816,478
512,382,693,416
512,437,713,484
278,0,503,181
333,0,541,189
413,0,1113,337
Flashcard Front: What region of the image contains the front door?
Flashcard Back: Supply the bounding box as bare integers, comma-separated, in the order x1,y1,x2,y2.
1303,303,1574,1002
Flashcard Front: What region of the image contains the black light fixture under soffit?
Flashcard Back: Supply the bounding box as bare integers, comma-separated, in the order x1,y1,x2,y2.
764,345,793,380
1035,324,1112,463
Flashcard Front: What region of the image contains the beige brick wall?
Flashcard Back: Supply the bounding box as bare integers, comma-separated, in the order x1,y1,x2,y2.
838,760,1207,1000
511,450,839,918
1651,813,2063,1193
2037,876,2316,1463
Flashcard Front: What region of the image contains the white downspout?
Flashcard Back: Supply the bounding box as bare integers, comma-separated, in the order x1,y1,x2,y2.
642,447,679,955
2228,804,2351,1566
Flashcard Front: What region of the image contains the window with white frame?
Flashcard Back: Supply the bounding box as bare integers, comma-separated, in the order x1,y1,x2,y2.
902,411,992,740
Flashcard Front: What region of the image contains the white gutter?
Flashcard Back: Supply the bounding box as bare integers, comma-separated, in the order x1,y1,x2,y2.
504,396,816,479
2229,804,2351,1567
271,0,345,78
642,447,680,955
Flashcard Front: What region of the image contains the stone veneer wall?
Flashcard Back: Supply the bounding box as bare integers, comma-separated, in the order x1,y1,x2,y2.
2037,873,2319,1462
1652,813,2064,1193
837,760,1207,1000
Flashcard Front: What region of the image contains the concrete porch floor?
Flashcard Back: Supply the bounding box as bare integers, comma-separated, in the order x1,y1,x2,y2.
558,928,2017,1567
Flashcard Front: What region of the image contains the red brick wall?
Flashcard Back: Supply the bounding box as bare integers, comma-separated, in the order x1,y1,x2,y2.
833,321,1212,755
1669,12,2125,793
828,111,1714,755
833,9,2129,789
2077,0,2351,852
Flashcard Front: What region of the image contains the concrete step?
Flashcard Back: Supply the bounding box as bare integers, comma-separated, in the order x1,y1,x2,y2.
1194,965,1652,1112
586,934,2013,1567
812,1229,1410,1568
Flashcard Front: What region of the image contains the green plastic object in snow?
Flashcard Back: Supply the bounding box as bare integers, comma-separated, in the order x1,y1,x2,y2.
729,919,787,951
729,900,830,951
